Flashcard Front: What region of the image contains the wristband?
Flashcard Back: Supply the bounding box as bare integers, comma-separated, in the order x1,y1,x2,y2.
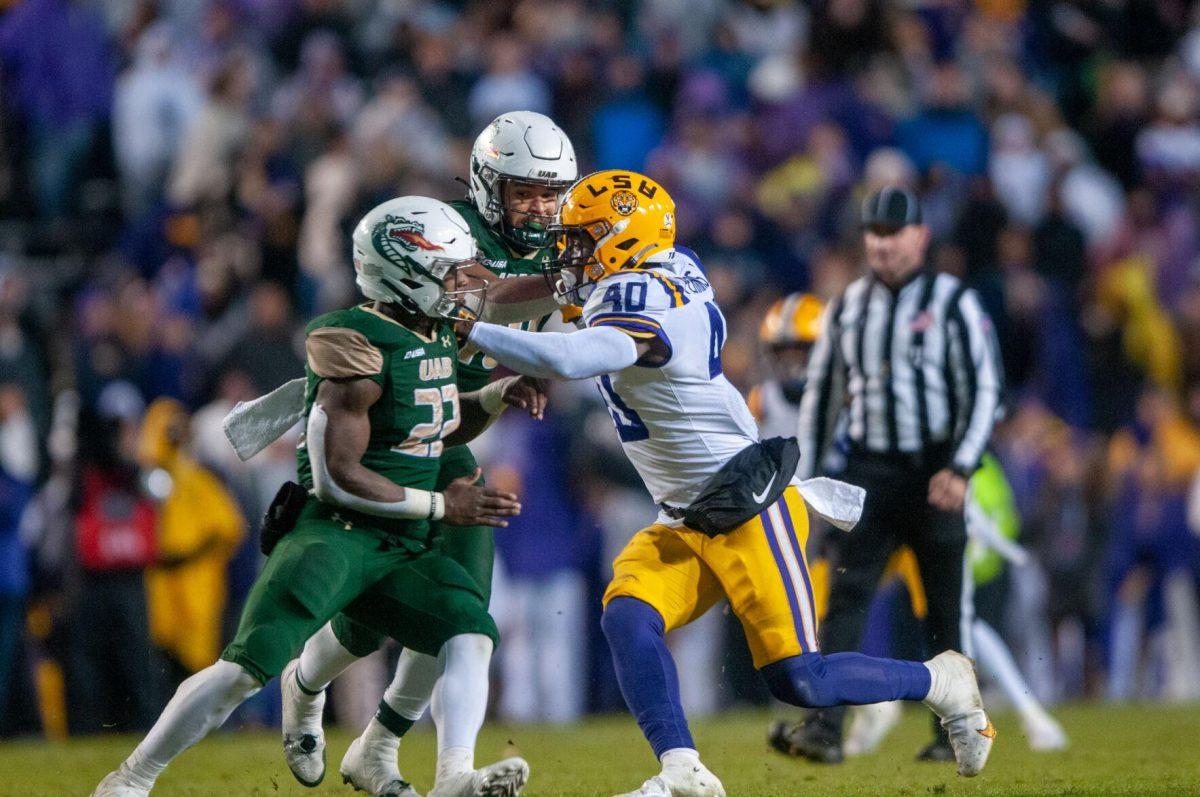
477,375,519,416
308,403,443,521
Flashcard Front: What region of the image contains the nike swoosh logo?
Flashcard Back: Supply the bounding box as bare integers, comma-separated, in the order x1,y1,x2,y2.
752,473,777,504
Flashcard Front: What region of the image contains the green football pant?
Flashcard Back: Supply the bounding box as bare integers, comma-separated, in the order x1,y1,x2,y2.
220,516,497,685
332,444,495,656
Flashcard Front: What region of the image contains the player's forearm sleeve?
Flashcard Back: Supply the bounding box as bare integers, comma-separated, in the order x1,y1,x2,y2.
307,404,444,520
467,322,639,379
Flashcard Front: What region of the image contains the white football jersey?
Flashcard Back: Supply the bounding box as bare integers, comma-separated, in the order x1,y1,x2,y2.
581,247,760,521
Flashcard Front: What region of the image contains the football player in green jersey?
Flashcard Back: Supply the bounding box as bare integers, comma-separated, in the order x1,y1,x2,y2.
282,111,578,797
92,196,546,797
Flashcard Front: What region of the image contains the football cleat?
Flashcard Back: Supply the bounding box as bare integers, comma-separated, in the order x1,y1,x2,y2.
922,651,995,776
90,770,149,797
613,776,671,797
427,757,529,797
844,701,903,756
768,719,844,763
340,735,420,797
613,758,725,797
281,659,327,787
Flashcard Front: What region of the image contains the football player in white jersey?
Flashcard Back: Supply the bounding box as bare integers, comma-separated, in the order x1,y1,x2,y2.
457,171,995,796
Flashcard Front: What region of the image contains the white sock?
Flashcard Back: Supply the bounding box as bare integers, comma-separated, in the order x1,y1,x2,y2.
360,716,400,755
297,622,362,693
431,633,493,765
973,618,1042,719
660,748,701,768
121,660,261,789
384,648,441,723
922,657,950,709
436,746,474,782
363,649,441,760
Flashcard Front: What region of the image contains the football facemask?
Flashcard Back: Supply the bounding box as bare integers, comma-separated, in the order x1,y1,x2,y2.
496,177,571,251
427,258,489,321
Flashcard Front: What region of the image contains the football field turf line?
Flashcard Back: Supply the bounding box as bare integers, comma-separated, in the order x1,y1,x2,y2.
4,703,1198,796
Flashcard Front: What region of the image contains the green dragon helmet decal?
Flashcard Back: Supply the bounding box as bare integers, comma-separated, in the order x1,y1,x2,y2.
352,198,487,320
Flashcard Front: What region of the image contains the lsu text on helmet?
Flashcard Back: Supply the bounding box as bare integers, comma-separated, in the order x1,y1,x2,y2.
555,170,676,288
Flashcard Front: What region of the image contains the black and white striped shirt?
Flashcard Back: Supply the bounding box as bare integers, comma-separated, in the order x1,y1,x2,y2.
797,267,1003,478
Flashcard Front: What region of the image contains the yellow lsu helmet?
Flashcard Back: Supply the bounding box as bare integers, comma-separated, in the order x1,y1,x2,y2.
760,293,824,347
556,170,675,282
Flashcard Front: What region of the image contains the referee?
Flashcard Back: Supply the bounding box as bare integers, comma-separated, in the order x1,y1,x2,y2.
774,187,1003,763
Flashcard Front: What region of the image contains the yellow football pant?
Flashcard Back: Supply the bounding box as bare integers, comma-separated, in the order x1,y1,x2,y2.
603,486,818,668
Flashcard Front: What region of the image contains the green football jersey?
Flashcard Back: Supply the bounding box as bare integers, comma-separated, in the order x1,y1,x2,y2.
449,200,557,392
298,304,461,540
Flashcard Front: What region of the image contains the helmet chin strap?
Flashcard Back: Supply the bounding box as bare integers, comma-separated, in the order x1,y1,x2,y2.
626,242,658,267
375,276,425,317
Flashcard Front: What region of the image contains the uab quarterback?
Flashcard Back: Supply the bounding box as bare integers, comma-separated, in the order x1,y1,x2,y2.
280,111,577,797
458,171,995,796
91,196,543,797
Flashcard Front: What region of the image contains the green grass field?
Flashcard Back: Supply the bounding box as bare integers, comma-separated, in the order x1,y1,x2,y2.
3,704,1198,796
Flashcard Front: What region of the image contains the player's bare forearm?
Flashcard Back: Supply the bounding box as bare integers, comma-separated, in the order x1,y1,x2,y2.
480,274,561,324
444,398,497,448
314,378,409,503
445,376,549,447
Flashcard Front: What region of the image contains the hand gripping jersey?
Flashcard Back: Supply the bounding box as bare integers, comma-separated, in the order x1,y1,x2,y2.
297,304,461,542
581,247,761,520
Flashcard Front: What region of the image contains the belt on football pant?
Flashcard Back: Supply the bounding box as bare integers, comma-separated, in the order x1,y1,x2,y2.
658,503,688,520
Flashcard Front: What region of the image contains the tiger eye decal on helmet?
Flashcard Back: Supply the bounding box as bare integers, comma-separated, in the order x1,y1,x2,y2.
611,190,638,216
557,170,676,282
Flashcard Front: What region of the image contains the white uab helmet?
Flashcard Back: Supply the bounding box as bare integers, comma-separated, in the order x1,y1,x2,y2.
351,196,486,319
468,110,577,250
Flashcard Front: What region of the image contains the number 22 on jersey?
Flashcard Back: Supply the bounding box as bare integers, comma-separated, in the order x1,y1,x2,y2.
395,384,460,458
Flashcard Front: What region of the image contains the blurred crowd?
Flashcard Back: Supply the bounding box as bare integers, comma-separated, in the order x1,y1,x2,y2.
2,0,1200,737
